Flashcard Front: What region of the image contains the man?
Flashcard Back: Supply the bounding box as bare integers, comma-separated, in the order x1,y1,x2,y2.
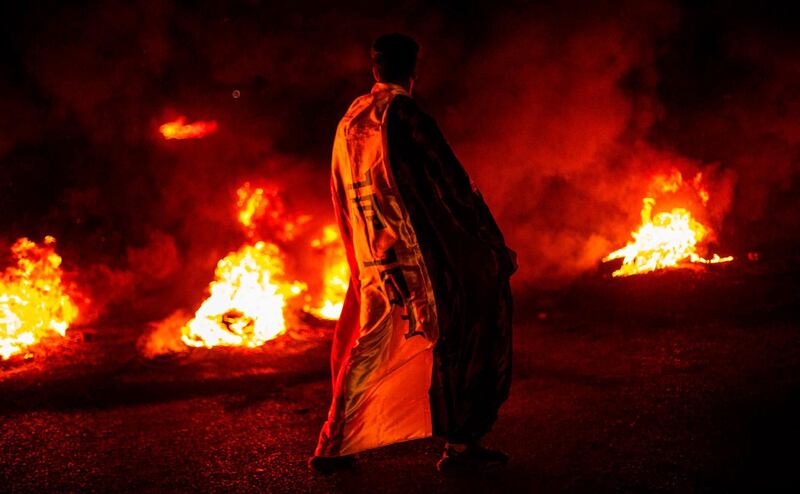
310,33,516,475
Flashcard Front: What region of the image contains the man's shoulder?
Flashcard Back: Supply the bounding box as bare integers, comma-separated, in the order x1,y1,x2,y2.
388,94,433,129
342,93,374,121
388,93,419,113
387,94,440,137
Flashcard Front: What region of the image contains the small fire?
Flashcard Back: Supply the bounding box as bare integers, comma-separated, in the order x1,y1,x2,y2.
604,170,733,277
1,236,79,359
237,183,269,233
306,225,348,320
236,182,310,241
159,116,218,140
180,242,304,349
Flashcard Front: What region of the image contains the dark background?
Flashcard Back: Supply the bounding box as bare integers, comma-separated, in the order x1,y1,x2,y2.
1,0,799,321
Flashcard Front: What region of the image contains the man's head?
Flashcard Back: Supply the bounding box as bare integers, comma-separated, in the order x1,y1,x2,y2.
372,33,419,90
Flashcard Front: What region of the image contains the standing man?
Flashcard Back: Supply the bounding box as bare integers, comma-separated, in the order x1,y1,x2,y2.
311,33,517,475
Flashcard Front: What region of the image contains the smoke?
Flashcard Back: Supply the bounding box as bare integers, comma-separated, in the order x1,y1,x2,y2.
438,2,683,287
0,0,798,321
650,2,800,253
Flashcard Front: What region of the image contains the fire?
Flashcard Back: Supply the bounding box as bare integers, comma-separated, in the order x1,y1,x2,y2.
142,183,349,356
604,170,733,277
159,116,218,140
306,225,349,320
180,242,304,349
174,184,308,350
1,236,79,359
235,182,310,241
237,183,269,233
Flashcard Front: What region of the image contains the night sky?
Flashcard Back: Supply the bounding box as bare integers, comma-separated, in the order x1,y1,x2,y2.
2,0,799,323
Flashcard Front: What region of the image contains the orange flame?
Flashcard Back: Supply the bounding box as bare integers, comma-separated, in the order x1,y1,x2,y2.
604,170,733,277
306,225,348,320
180,242,304,349
1,236,79,359
237,183,269,232
174,183,309,350
146,184,308,353
159,117,218,140
142,184,350,356
236,182,310,241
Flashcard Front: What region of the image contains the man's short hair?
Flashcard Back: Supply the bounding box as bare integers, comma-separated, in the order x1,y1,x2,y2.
372,33,419,83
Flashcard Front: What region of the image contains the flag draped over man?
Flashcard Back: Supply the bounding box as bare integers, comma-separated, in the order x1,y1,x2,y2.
311,33,516,475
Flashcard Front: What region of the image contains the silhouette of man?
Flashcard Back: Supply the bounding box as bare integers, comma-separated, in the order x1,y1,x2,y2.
310,33,516,475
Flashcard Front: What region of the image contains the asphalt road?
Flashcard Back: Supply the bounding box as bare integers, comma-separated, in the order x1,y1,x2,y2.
2,276,800,493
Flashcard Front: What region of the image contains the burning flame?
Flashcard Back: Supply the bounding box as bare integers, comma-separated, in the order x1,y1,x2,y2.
604,170,733,277
1,236,79,359
237,183,269,233
159,116,218,140
306,225,349,320
180,241,304,348
143,183,348,356
175,184,308,350
235,182,310,241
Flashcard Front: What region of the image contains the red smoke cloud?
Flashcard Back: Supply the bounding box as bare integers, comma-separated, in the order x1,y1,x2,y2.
0,0,798,322
442,2,692,287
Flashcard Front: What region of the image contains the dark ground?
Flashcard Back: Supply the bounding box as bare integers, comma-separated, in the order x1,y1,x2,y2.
2,265,800,493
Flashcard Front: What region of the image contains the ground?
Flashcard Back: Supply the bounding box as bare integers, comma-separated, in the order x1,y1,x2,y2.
2,269,800,493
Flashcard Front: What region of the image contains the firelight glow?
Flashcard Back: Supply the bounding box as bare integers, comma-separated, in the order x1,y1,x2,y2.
0,236,79,359
163,183,347,352
180,241,304,349
307,225,349,320
159,116,218,140
142,181,351,355
236,182,310,241
603,170,733,277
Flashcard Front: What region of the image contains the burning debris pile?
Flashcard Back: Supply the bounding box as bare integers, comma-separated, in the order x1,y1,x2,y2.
0,236,80,360
140,179,348,358
603,170,733,277
178,241,304,349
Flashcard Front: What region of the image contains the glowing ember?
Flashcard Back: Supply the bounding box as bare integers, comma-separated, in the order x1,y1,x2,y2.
306,225,349,320
1,236,79,359
180,241,304,348
604,171,733,277
159,116,218,140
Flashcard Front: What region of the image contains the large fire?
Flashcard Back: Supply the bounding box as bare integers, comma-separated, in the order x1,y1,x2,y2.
0,236,79,359
604,170,733,277
159,116,218,140
142,182,346,356
180,241,304,348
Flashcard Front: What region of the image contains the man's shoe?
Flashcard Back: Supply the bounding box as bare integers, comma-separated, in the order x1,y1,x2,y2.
436,444,509,476
307,455,356,475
